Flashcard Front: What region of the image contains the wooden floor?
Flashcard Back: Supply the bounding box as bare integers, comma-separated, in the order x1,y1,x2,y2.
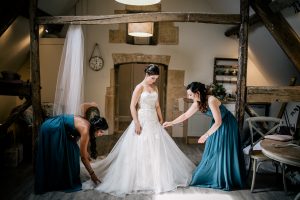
0,137,298,200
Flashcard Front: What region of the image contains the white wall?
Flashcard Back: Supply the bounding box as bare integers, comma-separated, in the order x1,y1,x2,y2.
39,38,64,103
81,0,300,113
0,16,30,72
81,0,241,113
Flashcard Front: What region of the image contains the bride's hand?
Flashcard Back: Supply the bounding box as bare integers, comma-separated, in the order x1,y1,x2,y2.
163,121,173,128
159,119,164,125
135,122,142,135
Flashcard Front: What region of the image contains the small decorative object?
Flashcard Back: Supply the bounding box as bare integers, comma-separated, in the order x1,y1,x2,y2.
224,69,230,75
209,83,227,100
89,43,104,71
231,69,237,76
216,69,224,75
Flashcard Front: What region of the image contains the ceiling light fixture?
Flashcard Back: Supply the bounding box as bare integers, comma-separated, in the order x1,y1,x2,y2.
128,22,154,37
115,0,161,6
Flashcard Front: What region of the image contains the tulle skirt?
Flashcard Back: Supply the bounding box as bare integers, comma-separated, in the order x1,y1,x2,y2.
81,109,195,197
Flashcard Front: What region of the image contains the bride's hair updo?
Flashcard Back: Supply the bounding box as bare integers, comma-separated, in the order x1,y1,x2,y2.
186,82,208,113
144,64,160,75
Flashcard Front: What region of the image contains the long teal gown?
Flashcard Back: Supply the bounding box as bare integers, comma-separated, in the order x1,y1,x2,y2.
190,104,246,190
35,115,82,194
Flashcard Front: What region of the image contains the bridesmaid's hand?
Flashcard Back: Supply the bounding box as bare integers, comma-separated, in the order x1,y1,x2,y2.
163,121,173,128
198,134,209,144
91,173,101,185
135,122,142,135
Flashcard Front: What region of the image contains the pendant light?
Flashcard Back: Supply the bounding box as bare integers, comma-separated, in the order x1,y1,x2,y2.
115,0,161,6
128,22,154,37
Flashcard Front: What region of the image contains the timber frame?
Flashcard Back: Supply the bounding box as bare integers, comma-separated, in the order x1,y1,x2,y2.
28,0,248,139
28,0,299,150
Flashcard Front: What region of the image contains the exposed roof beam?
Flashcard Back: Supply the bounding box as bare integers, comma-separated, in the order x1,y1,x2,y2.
37,12,241,25
225,14,260,37
269,0,300,12
251,0,300,72
225,0,299,37
0,15,18,36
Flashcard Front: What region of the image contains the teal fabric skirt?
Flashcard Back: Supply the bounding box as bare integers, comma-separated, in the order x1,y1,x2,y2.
190,105,246,190
35,115,81,194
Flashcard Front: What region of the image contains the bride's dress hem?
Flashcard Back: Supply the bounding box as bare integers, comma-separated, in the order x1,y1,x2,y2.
90,183,191,197
81,91,195,197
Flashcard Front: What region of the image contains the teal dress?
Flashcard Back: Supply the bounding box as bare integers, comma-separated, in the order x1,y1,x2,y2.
190,105,246,190
35,115,81,194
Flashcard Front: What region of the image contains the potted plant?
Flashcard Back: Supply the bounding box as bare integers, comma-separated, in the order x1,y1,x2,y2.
209,83,227,100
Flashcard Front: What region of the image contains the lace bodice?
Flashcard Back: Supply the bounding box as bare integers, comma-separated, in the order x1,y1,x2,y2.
138,91,158,110
138,91,158,123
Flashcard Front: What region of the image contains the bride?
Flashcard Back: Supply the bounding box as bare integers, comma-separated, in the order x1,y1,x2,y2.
81,64,195,197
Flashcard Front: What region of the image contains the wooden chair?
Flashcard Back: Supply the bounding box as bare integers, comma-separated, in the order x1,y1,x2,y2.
246,116,283,192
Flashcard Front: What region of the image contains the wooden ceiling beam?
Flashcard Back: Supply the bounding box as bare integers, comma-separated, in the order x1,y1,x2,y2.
225,0,299,37
37,12,241,25
225,14,260,37
269,0,300,12
247,86,300,103
251,0,300,72
0,80,31,97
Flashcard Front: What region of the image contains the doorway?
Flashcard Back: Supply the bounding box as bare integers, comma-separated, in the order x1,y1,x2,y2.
115,63,167,133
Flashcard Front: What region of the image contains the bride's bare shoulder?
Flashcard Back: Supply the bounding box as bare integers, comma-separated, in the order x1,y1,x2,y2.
133,84,144,93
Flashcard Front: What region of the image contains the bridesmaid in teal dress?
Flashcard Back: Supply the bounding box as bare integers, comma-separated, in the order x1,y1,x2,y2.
163,82,245,190
35,105,108,194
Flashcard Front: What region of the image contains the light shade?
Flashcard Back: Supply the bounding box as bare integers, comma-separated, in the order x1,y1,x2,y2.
128,22,154,37
115,0,161,6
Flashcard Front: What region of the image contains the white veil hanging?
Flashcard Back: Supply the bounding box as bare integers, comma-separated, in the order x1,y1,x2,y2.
53,25,84,116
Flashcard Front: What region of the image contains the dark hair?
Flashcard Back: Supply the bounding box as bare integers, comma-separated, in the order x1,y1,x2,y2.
144,64,160,75
186,82,208,113
89,115,109,159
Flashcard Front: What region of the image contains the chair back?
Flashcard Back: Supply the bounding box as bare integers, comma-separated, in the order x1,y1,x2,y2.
246,116,283,150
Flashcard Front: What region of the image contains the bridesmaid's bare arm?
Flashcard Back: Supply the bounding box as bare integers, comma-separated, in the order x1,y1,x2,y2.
198,96,222,143
74,116,100,184
163,102,198,127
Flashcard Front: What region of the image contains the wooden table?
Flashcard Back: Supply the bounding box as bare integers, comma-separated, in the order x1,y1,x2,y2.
260,139,300,193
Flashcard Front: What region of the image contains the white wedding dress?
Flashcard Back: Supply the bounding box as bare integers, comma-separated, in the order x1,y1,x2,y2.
81,91,195,197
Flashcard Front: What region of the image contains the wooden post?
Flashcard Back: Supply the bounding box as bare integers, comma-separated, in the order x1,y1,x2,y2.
277,77,297,118
236,0,249,134
29,0,43,161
